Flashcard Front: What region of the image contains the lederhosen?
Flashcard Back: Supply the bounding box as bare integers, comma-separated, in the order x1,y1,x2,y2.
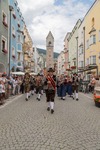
44,75,56,102
35,78,43,94
72,76,79,93
30,77,35,91
24,76,30,93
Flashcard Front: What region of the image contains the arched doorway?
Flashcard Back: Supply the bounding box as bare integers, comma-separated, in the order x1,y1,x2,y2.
0,63,5,73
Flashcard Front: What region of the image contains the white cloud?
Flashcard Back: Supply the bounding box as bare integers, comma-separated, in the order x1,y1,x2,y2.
17,0,94,53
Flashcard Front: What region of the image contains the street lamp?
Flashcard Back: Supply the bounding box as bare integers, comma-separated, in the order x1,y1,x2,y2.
9,5,14,76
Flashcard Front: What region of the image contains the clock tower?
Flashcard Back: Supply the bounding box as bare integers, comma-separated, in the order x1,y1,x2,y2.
46,31,54,69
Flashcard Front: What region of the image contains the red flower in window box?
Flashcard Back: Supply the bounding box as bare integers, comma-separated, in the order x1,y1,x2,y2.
2,21,8,27
12,34,16,38
13,14,16,19
2,49,8,54
12,55,16,59
66,68,71,71
71,66,76,69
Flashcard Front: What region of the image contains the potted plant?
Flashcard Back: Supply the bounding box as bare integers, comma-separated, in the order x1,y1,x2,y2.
94,87,100,107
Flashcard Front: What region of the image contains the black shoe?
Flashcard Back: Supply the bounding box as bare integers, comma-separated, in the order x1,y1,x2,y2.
26,98,28,101
62,98,65,100
47,107,50,111
51,109,54,114
37,98,40,101
72,97,74,100
76,98,79,101
28,96,30,98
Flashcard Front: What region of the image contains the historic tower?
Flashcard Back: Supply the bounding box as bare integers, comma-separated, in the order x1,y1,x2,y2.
46,31,54,69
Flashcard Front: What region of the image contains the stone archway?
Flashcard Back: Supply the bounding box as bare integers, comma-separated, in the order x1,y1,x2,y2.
0,63,5,73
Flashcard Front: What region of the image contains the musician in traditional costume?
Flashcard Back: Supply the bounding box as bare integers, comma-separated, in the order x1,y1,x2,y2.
67,77,73,97
44,68,56,114
24,72,31,101
35,74,43,101
30,75,35,95
72,73,79,101
58,75,66,100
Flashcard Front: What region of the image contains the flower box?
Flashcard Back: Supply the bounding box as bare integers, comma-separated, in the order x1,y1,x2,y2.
71,66,76,69
94,89,100,107
2,21,8,27
66,68,71,71
2,49,8,54
12,55,16,59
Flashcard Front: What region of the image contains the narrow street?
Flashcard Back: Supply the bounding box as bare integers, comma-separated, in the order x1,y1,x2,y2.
0,93,100,150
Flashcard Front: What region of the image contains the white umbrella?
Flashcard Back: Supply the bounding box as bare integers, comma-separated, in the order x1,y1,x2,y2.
11,72,25,75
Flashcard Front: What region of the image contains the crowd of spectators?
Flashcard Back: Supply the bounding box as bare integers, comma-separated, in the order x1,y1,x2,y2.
0,72,24,105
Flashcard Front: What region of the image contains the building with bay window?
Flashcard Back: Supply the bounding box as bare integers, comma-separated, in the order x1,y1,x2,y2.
84,0,100,78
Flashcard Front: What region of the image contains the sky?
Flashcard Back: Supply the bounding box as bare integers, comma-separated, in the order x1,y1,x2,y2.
17,0,95,53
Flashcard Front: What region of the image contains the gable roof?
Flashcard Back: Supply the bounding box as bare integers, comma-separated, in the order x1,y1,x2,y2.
46,31,54,39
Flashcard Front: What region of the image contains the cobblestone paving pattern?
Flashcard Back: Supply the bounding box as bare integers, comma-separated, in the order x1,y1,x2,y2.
0,93,100,150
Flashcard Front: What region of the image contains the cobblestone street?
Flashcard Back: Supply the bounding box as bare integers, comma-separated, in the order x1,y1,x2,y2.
0,93,100,150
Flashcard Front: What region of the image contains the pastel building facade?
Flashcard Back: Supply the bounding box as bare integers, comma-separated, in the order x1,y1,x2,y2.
84,0,100,78
0,0,9,72
23,25,34,72
68,19,82,73
9,0,25,72
64,33,70,70
78,21,85,74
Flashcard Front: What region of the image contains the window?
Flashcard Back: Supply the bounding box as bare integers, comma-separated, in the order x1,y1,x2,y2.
12,26,16,38
2,12,8,27
90,35,96,45
79,61,84,67
79,46,83,54
99,30,100,42
1,36,7,53
81,31,83,39
90,55,96,65
17,44,22,51
87,58,89,65
86,40,89,49
18,35,21,42
12,47,15,56
18,52,20,60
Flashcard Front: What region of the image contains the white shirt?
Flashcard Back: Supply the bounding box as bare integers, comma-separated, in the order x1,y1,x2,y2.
0,84,3,93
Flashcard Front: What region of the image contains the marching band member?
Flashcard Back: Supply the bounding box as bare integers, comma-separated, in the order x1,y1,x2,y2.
30,75,35,95
72,73,79,101
24,72,31,101
35,74,43,101
44,68,56,114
